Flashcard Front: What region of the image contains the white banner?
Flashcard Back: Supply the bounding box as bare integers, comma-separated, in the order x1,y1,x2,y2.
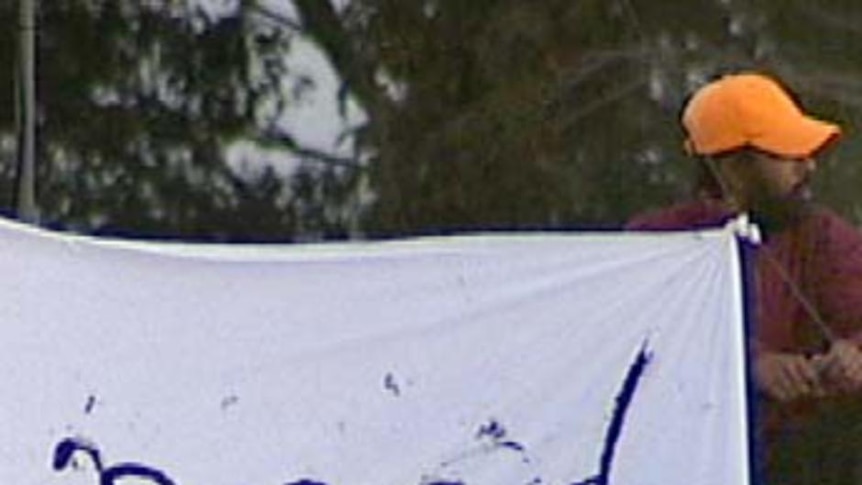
0,219,750,485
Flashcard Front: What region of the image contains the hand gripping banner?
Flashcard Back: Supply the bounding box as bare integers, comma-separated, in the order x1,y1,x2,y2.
0,219,751,485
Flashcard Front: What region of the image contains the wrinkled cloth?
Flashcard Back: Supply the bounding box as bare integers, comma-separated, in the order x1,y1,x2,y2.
628,199,862,484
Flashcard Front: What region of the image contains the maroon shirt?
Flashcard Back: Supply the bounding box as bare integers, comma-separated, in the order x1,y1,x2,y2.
628,199,862,434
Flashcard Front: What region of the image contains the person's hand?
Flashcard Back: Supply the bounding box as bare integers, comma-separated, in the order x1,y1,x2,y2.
754,351,824,402
811,340,862,393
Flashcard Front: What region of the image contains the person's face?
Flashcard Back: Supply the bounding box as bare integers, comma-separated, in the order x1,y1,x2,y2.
721,149,818,228
748,150,817,203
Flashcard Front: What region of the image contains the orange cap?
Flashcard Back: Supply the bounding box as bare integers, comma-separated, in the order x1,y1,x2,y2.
682,73,841,158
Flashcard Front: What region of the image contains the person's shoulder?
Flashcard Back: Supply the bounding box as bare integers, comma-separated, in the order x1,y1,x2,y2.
626,199,732,231
800,206,862,274
807,206,862,243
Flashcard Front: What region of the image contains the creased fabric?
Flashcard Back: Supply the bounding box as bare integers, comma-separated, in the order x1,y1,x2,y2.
0,220,749,485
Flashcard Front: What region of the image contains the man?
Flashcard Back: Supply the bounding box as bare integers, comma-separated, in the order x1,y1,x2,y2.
627,72,862,484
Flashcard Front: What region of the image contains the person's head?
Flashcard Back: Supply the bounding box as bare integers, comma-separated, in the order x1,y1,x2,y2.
681,72,841,227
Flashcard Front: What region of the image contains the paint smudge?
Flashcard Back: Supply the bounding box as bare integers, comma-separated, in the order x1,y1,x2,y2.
570,341,653,485
53,437,176,485
220,395,239,410
384,372,401,397
476,419,528,456
84,395,97,415
53,341,653,485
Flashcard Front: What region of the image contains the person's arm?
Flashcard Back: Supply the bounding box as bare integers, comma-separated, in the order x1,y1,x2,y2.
754,350,825,401
812,340,862,392
805,211,862,391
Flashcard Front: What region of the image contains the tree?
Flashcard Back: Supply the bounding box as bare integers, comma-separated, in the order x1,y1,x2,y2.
296,0,862,236
5,0,862,241
3,0,329,241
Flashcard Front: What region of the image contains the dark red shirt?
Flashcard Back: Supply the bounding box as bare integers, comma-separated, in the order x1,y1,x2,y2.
628,199,862,433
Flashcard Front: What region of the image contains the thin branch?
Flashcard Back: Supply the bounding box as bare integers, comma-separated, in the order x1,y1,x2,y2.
248,2,303,32
404,45,650,161
790,1,862,35
292,0,392,117
290,144,364,170
561,76,649,129
254,129,364,170
791,76,862,111
561,45,653,93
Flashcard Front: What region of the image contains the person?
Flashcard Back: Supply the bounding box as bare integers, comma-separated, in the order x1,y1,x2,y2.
627,72,862,484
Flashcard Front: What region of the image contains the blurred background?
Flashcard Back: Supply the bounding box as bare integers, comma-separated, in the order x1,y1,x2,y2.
3,0,862,242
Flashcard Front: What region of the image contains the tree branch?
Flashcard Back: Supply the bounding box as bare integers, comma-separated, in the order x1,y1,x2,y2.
255,129,364,170
292,0,392,118
248,3,304,32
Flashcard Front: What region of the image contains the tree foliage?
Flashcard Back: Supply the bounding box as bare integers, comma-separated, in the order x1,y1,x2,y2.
293,0,862,235
4,0,862,240
3,0,299,240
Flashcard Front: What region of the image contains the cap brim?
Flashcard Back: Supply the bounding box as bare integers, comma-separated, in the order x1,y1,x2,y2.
752,116,841,159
